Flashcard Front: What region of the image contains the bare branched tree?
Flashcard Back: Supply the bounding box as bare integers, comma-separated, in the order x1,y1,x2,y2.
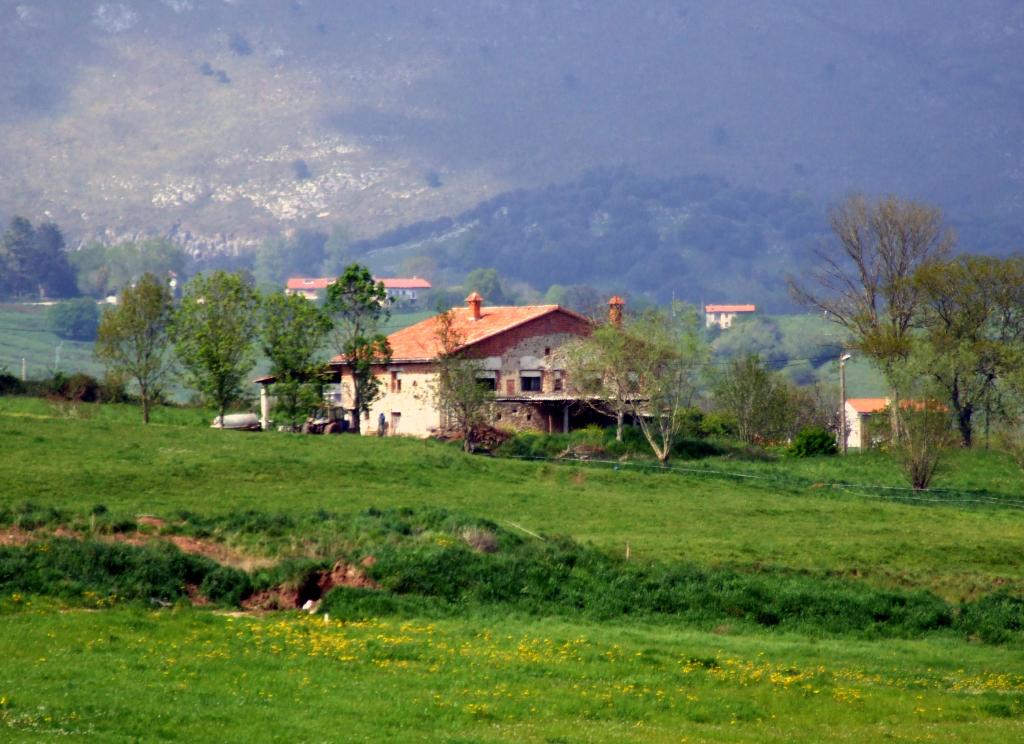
789,194,954,438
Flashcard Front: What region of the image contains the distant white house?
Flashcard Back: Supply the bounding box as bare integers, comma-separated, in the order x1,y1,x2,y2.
285,276,432,303
704,304,756,329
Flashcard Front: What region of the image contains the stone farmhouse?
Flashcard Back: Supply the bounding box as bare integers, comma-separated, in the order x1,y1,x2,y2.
704,303,756,329
286,276,432,303
325,294,621,437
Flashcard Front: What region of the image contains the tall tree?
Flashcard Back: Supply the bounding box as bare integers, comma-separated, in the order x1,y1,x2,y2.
34,222,78,298
913,255,1024,447
0,217,37,297
175,271,260,424
433,309,494,452
260,292,332,429
95,273,176,423
324,264,391,434
789,194,953,438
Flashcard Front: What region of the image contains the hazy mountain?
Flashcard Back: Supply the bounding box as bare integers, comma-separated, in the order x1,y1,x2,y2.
1,1,1021,291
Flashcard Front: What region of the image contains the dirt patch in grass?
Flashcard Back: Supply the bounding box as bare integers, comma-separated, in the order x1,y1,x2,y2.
164,535,275,571
243,560,379,611
0,527,34,546
1,524,274,572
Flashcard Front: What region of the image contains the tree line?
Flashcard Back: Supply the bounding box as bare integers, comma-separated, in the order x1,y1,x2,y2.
95,265,391,430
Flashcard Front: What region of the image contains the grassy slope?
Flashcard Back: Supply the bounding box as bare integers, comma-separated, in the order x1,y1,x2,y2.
0,305,101,379
2,397,1021,600
769,313,887,397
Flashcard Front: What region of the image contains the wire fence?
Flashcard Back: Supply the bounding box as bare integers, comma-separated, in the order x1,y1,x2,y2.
502,454,1024,511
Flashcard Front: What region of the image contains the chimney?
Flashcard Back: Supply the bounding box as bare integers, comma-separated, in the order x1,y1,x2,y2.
608,295,625,327
466,291,483,320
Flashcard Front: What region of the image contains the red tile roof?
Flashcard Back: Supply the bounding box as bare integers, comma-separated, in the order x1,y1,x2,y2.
286,276,432,291
705,304,756,313
381,277,431,290
287,277,334,290
846,397,947,415
846,397,890,414
330,304,590,364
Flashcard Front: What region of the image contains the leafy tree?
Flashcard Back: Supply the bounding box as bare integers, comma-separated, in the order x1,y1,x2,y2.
913,255,1024,447
33,222,77,298
320,226,354,278
325,264,391,434
253,237,288,290
70,239,186,298
260,292,332,428
252,230,337,288
463,268,508,304
0,217,37,297
175,272,261,424
789,194,953,439
46,298,99,341
713,354,791,445
433,309,494,451
0,217,76,299
569,305,704,463
565,321,632,442
95,274,175,423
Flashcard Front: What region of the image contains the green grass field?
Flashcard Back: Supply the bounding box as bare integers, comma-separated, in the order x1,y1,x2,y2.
0,304,101,380
1,397,1022,740
2,604,1021,742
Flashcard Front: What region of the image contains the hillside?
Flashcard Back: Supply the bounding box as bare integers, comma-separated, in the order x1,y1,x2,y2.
1,0,1021,264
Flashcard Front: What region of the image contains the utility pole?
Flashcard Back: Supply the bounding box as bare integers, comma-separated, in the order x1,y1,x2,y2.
839,353,851,454
21,357,26,381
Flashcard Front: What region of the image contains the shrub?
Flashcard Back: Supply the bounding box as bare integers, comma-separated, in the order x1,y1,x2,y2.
0,370,24,395
956,593,1024,644
700,411,738,438
789,426,838,457
46,298,99,341
0,539,251,607
59,372,101,402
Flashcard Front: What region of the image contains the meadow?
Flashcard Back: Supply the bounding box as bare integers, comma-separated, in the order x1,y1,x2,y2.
1,396,1022,740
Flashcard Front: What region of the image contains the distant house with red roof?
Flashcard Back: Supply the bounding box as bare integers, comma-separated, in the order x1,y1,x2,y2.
705,304,756,329
286,276,432,303
843,397,890,450
324,293,608,437
842,397,946,450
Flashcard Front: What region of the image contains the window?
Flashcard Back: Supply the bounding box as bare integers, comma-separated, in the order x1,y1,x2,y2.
520,375,541,392
476,376,497,391
553,373,563,392
390,371,401,393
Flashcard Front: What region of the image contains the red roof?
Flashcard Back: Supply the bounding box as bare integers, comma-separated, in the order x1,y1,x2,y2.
381,277,431,290
846,397,947,415
846,397,890,414
286,276,432,291
287,277,334,290
330,304,590,364
705,304,756,313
